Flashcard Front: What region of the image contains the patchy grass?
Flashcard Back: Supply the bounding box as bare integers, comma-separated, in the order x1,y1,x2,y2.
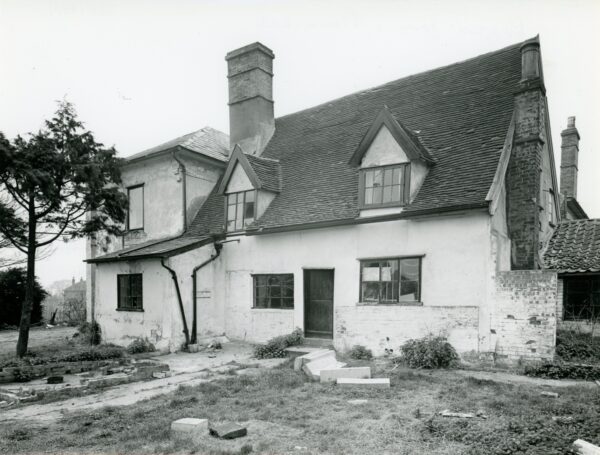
1,364,599,454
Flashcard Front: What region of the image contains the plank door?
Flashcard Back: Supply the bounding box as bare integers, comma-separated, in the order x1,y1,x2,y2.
304,269,334,339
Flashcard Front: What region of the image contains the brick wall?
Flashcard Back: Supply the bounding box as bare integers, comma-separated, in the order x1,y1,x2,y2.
491,270,557,362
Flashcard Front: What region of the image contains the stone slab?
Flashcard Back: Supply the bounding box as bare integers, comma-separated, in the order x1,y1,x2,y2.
209,422,247,439
336,378,390,387
320,367,371,383
293,349,334,371
573,439,600,455
303,359,346,381
171,418,209,434
347,399,369,405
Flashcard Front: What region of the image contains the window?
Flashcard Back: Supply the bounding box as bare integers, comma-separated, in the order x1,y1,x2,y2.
127,185,144,230
226,190,255,231
360,164,410,207
253,274,294,309
117,274,143,311
360,257,421,303
563,276,600,321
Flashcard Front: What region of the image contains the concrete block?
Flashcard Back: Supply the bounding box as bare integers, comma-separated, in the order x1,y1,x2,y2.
320,367,371,383
573,439,600,455
209,422,247,439
171,418,208,435
302,358,346,381
347,399,369,405
336,378,390,387
293,349,335,371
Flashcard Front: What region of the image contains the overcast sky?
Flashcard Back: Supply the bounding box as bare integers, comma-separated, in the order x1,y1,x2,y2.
1,0,599,287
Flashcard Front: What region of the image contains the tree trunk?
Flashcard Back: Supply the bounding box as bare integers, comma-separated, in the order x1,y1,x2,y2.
16,196,36,357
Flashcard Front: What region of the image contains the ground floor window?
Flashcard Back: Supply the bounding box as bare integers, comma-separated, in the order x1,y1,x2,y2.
360,257,421,303
117,274,143,311
253,274,294,309
563,275,600,320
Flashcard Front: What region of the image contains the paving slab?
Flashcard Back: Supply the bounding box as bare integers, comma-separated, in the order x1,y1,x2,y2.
337,378,390,387
293,349,335,371
171,417,208,434
572,439,600,455
320,367,371,383
303,359,346,381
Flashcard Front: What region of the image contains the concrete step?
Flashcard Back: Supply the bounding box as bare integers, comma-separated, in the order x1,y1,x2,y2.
293,349,336,371
303,359,347,381
320,366,372,383
303,338,334,349
336,378,390,388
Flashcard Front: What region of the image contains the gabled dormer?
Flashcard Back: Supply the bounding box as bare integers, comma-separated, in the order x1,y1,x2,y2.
218,145,281,232
349,106,434,214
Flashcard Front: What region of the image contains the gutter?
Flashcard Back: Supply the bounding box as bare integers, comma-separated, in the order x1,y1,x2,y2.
160,257,190,346
245,202,490,236
172,150,187,231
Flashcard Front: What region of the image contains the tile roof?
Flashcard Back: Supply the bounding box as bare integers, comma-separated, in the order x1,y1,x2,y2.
88,235,213,263
543,219,600,273
189,40,523,235
125,127,229,163
245,154,281,192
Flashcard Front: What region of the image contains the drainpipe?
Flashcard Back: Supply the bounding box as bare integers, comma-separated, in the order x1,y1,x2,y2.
172,151,187,232
190,242,223,344
160,257,190,346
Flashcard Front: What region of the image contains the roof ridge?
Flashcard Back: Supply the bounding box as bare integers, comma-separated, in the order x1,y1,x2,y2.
274,39,526,123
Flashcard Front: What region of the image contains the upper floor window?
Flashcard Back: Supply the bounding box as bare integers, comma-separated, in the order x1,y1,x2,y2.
359,164,410,208
127,185,144,231
226,190,255,232
360,256,421,303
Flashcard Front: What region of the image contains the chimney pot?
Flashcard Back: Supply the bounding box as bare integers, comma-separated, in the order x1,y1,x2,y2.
568,116,576,128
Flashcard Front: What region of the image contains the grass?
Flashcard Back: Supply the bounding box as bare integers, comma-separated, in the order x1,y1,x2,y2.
1,361,599,454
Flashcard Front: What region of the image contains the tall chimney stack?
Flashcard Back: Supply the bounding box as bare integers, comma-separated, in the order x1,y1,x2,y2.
226,42,275,154
560,116,580,200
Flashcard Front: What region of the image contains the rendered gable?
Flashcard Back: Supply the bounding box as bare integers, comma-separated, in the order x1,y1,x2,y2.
226,162,254,194
360,125,410,168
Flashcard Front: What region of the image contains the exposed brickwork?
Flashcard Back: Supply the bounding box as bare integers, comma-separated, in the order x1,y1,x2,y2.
492,270,557,362
334,305,479,356
560,124,580,200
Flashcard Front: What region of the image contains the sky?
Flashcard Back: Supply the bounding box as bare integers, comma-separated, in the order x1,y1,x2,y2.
1,0,599,287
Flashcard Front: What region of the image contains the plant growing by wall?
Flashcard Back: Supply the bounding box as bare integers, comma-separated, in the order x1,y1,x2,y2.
254,328,304,359
399,335,459,369
348,345,373,360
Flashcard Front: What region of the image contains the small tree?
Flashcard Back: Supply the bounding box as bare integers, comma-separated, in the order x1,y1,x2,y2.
0,102,127,356
0,268,46,327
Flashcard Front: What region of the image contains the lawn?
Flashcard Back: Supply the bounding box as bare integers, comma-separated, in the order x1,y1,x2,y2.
1,360,599,455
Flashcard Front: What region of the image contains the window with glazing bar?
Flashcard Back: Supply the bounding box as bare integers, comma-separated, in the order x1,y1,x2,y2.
253,274,294,309
360,257,421,303
360,164,410,208
226,190,255,231
117,274,143,311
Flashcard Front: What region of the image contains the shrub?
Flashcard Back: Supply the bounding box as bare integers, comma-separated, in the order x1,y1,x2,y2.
348,344,373,360
399,335,458,369
126,338,156,355
254,328,304,359
78,321,101,345
0,268,46,326
556,329,600,363
524,361,600,381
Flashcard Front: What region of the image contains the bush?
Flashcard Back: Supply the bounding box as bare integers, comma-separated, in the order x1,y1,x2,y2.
254,328,304,359
348,345,373,360
556,329,600,363
78,321,101,345
0,268,46,326
126,338,156,355
399,335,458,369
524,361,600,381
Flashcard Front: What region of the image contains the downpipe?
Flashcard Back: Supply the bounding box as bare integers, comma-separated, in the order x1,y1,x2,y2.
160,258,190,346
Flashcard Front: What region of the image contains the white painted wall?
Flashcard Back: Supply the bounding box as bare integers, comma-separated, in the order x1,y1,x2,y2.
226,163,253,193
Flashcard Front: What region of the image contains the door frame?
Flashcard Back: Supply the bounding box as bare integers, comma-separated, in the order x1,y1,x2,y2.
303,268,335,339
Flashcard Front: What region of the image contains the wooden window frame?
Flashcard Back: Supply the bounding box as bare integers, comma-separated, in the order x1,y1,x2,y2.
126,184,144,231
358,256,422,304
563,275,600,321
225,189,257,233
358,163,411,209
252,273,294,309
117,273,144,311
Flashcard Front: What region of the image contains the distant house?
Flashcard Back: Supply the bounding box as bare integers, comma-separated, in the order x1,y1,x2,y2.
43,277,86,323
86,37,595,361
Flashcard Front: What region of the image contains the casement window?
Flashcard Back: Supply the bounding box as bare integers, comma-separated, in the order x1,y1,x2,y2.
359,164,410,208
360,257,421,303
563,276,600,321
253,274,294,309
117,274,143,311
127,185,144,230
226,190,255,232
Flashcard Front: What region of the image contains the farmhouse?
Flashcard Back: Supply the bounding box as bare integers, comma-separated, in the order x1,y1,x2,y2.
86,37,596,361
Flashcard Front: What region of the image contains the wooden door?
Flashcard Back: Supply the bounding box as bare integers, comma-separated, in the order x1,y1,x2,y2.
304,269,334,339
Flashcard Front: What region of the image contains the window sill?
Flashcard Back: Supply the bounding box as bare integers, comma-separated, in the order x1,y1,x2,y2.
252,307,294,311
116,308,144,312
357,301,423,307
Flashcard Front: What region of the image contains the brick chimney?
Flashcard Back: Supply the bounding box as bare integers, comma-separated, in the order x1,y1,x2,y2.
226,42,275,155
506,36,546,270
560,116,580,200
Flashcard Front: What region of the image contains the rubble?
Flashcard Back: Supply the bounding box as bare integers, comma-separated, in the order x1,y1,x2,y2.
209,422,248,439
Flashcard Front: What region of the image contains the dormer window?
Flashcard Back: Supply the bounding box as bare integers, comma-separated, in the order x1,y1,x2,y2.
226,190,255,231
360,164,410,208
